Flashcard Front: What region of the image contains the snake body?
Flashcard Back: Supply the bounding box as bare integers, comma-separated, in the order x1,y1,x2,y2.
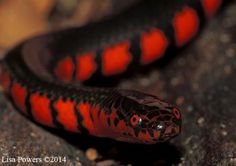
0,0,223,144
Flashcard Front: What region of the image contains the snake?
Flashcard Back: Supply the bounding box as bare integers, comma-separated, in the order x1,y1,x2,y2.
0,0,224,144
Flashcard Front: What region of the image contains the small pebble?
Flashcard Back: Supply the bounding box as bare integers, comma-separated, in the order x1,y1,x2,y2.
75,157,82,166
96,160,118,166
186,105,194,112
184,136,192,145
220,123,226,128
139,78,150,87
220,34,231,43
55,141,60,146
192,143,198,149
176,96,185,106
229,156,236,165
86,148,98,161
188,150,193,154
178,157,186,166
221,130,228,136
75,161,82,166
197,117,205,127
30,132,38,138
226,48,235,57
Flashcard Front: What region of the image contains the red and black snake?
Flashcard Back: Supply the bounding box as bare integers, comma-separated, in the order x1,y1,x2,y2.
0,0,224,144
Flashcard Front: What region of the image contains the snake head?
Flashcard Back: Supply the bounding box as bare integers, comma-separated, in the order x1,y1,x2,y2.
112,90,182,144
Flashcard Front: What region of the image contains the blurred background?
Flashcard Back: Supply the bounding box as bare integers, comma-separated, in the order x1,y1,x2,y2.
0,0,139,54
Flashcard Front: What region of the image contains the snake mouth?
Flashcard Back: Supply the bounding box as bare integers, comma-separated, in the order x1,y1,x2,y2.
158,124,181,142
145,117,181,142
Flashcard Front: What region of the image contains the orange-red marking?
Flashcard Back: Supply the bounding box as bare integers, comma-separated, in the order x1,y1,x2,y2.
140,28,169,64
89,104,108,136
75,52,97,81
96,110,109,130
54,98,79,132
154,131,161,140
102,41,132,76
173,7,199,47
77,102,95,134
108,108,135,141
30,92,53,127
138,131,152,142
77,102,111,137
11,83,27,115
201,0,222,18
54,56,74,82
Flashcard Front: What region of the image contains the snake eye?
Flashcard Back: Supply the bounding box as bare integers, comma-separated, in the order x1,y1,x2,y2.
130,115,142,126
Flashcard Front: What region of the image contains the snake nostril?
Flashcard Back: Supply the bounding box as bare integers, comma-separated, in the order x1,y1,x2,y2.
172,108,181,119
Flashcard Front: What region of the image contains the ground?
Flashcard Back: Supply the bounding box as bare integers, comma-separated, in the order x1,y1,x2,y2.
0,0,236,166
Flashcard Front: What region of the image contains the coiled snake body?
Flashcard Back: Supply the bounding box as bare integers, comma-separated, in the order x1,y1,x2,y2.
0,0,223,144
